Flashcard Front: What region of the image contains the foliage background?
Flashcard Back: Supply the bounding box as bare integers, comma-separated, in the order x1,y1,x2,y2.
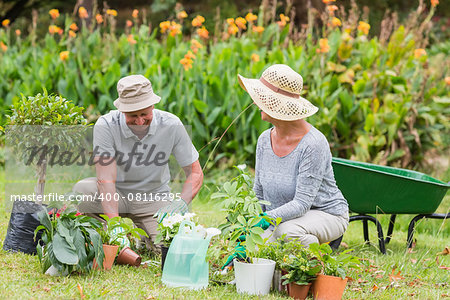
0,0,448,174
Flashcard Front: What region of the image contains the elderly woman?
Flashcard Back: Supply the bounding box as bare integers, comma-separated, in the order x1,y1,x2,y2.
238,64,349,246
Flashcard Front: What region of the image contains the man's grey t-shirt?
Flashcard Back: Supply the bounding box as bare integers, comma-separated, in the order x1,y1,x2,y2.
93,109,199,194
254,126,348,221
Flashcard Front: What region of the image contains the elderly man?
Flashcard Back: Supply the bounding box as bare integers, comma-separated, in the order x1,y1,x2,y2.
74,74,203,249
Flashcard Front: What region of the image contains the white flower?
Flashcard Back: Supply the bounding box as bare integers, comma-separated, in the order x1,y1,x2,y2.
162,217,174,229
194,225,207,238
171,214,184,224
181,226,192,235
237,164,247,170
183,212,196,221
206,227,221,238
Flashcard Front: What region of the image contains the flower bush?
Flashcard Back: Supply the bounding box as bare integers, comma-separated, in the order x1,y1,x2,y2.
280,249,322,285
309,243,361,279
155,212,201,247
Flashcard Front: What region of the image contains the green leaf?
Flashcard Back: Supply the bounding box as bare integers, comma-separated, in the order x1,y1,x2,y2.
193,99,208,114
52,233,79,265
237,215,246,226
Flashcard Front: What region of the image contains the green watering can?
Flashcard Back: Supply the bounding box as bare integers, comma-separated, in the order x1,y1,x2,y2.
162,220,218,289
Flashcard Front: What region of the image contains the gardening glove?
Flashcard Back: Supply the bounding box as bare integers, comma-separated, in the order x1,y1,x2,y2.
221,235,247,270
254,212,271,230
111,226,130,248
155,198,189,223
221,242,247,270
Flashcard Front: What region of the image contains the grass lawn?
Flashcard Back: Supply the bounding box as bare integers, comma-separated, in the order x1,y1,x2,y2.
0,168,449,299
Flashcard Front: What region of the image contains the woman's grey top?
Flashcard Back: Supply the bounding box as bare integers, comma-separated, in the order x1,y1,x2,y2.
254,126,349,221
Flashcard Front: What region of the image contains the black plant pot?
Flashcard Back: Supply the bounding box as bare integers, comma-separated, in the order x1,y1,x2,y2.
161,245,169,270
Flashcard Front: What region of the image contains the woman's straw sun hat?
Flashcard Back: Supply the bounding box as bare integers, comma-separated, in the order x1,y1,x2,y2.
238,64,318,121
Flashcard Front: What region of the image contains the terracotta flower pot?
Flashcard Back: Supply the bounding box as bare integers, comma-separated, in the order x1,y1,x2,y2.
116,246,141,266
311,274,348,300
93,244,119,270
288,282,312,300
161,245,169,270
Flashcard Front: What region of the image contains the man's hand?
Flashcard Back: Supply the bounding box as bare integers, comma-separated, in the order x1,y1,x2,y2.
154,199,189,223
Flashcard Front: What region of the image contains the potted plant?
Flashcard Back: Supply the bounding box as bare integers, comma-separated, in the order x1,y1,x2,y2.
34,204,104,276
279,246,322,300
95,215,148,269
258,237,310,294
212,166,280,296
309,243,361,300
155,212,198,270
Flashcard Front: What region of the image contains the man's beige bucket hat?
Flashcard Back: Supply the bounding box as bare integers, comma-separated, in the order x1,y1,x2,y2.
238,64,318,121
114,75,161,112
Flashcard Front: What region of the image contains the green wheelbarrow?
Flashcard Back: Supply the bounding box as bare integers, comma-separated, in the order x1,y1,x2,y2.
329,157,450,254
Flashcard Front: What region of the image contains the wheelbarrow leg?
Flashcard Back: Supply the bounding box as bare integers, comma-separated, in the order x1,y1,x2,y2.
385,214,397,244
407,213,450,248
363,219,369,244
350,215,386,254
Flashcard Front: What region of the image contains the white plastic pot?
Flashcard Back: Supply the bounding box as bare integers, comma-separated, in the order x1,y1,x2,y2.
234,258,276,295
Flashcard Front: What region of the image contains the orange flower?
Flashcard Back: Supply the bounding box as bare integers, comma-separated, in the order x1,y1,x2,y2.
414,48,426,58
96,14,103,24
180,57,193,70
331,17,342,27
226,18,234,25
317,38,330,53
48,25,62,35
2,19,10,27
160,21,171,33
445,76,450,85
169,22,182,36
58,28,63,35
15,29,21,36
78,7,88,19
322,0,336,3
185,50,196,60
127,34,137,44
126,20,133,27
177,11,188,19
327,5,339,15
59,50,69,61
70,23,79,31
49,9,60,19
252,26,264,33
235,17,247,30
197,26,209,39
192,15,205,27
107,9,118,17
69,30,76,38
277,14,290,28
358,21,370,35
245,13,257,23
251,53,260,62
431,0,439,7
132,9,139,19
228,24,239,35
0,42,7,52
190,39,203,53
